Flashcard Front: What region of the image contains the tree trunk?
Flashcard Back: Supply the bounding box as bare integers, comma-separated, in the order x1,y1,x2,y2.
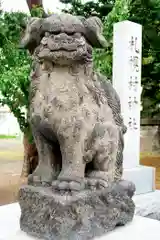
26,0,47,17
22,0,46,177
26,0,43,11
21,134,38,177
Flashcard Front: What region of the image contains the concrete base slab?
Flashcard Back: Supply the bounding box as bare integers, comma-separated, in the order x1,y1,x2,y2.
123,166,155,194
1,203,160,240
134,190,160,220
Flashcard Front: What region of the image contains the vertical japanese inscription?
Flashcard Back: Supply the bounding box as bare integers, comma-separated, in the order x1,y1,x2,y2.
127,35,141,130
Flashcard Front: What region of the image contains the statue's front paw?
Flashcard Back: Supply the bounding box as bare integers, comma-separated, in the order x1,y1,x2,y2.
119,180,136,197
52,179,85,192
28,166,55,186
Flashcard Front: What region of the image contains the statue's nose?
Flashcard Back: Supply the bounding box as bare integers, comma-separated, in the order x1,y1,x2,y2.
54,33,72,41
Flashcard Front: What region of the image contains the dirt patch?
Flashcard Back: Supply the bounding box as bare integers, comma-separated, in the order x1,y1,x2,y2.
0,177,27,206
0,167,23,206
0,185,18,206
0,139,24,205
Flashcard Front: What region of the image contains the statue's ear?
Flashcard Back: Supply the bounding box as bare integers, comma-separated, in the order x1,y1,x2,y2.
28,17,44,31
20,16,41,29
80,16,108,48
19,17,44,54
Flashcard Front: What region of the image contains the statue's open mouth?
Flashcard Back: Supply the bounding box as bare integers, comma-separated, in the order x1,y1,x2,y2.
38,45,86,61
47,42,86,52
50,48,78,52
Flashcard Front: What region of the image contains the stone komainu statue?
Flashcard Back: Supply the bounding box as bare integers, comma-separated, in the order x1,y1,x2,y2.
20,13,127,191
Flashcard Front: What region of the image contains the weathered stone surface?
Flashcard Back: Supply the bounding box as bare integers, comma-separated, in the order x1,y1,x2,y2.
19,180,135,240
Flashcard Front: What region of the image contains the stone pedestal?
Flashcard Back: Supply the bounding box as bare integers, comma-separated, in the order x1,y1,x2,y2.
19,181,135,240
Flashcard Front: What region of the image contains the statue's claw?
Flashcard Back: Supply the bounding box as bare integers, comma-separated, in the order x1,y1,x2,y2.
52,179,85,192
85,178,108,190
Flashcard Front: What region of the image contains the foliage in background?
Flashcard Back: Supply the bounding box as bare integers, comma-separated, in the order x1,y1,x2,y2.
30,4,45,17
0,2,44,141
128,0,160,118
60,0,114,20
0,11,31,134
0,0,46,143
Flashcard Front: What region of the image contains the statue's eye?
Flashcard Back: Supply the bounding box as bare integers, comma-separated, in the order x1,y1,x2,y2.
49,31,61,35
67,32,74,36
53,31,61,35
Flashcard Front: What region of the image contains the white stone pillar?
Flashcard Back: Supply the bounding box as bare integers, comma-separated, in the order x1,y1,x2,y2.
112,20,155,194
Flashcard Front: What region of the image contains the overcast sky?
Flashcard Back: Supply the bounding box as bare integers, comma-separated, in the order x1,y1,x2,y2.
1,0,63,13
1,0,90,13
